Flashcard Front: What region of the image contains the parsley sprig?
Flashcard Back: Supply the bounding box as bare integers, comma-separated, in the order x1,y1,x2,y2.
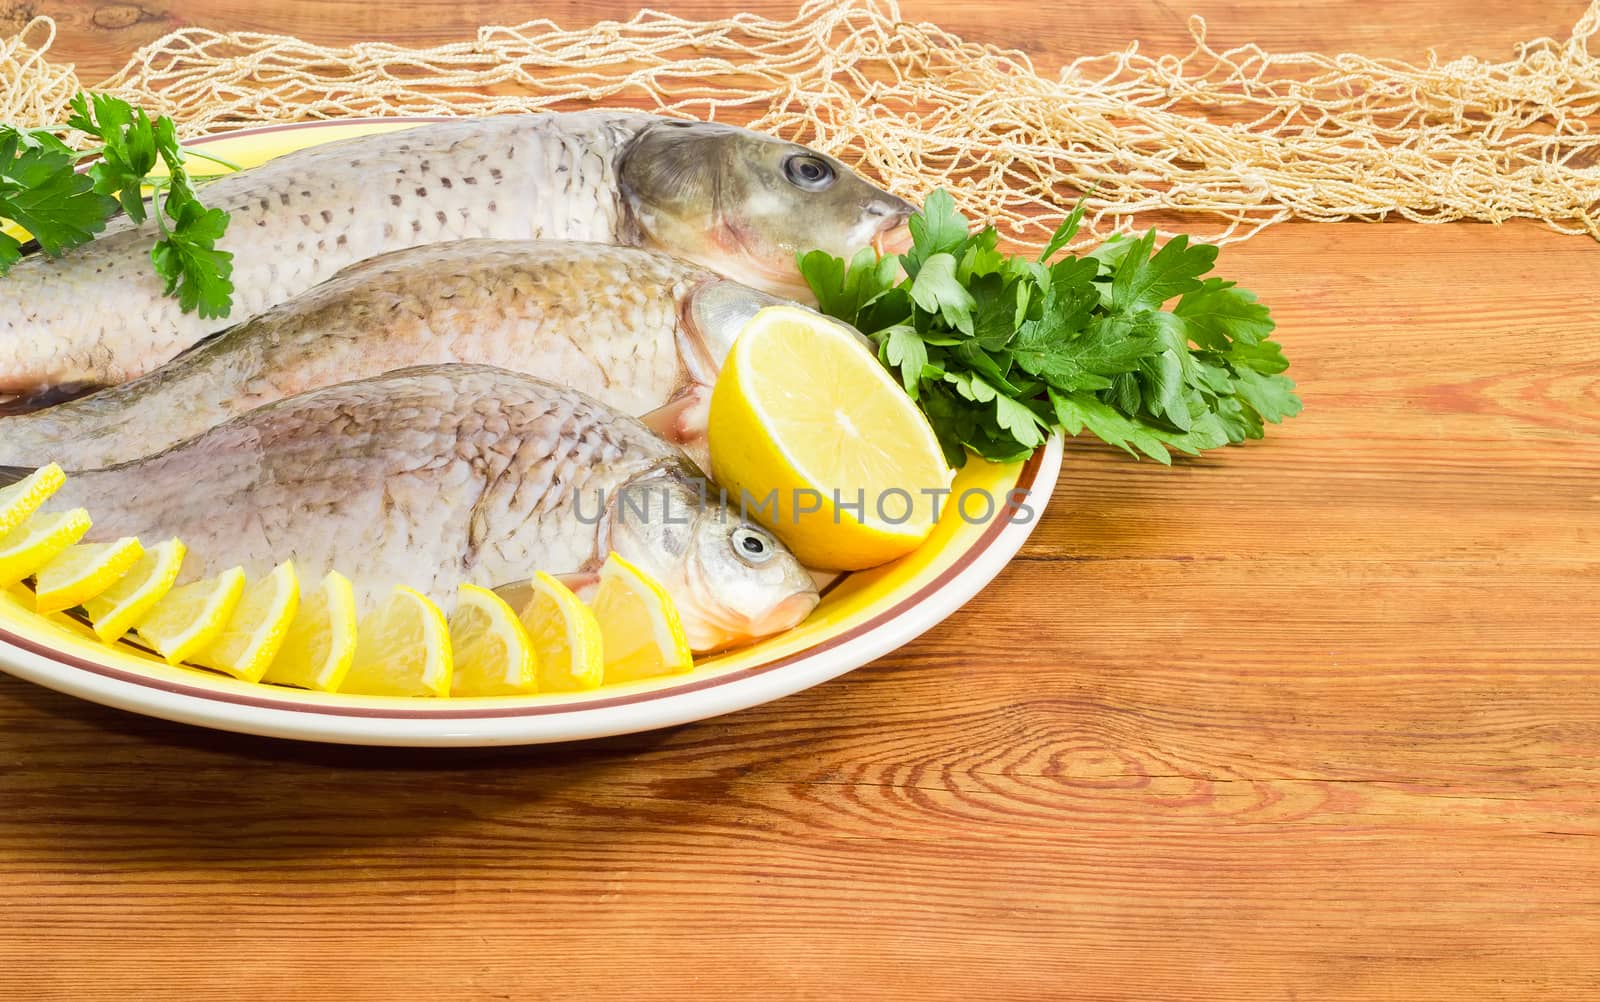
800,190,1302,466
0,93,237,317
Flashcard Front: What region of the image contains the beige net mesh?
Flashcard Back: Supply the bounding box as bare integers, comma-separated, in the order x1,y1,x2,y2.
4,0,1600,249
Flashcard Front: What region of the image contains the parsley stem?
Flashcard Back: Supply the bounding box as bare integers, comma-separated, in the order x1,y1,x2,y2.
148,179,171,238
178,148,243,173
62,142,240,174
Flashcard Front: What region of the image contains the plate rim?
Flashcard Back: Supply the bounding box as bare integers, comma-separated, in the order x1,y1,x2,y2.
0,116,1064,746
0,438,1058,746
3,435,1062,742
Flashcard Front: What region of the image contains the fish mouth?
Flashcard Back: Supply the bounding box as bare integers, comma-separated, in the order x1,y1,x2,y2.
867,192,916,256
678,587,820,654
754,591,820,635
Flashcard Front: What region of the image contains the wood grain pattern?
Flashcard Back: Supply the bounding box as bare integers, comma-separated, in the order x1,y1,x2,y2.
11,0,1596,79
3,3,1599,999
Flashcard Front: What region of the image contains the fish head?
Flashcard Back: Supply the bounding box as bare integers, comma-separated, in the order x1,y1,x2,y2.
684,278,877,375
620,119,914,301
609,464,820,653
682,278,785,371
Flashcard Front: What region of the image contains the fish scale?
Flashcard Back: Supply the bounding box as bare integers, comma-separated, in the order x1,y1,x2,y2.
0,112,915,403
50,366,681,615
38,364,821,651
0,241,750,470
0,114,649,393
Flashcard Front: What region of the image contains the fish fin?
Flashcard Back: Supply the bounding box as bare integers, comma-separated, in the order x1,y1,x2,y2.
639,386,711,473
491,572,601,614
639,386,708,442
554,571,600,602
0,466,31,489
491,580,534,616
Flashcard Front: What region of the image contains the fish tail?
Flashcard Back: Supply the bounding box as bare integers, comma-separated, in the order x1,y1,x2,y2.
0,466,30,489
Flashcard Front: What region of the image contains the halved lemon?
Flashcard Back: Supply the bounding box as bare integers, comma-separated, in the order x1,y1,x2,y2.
590,553,692,685
708,305,954,570
449,583,537,697
0,509,93,588
193,562,300,682
84,538,187,643
340,586,452,697
135,566,247,665
517,572,604,692
0,464,65,538
33,537,146,615
262,570,358,693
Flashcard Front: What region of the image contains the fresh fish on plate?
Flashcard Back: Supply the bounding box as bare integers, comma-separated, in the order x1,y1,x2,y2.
3,365,819,653
0,112,913,397
0,240,793,471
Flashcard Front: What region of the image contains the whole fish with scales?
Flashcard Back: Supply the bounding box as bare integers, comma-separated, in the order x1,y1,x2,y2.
7,365,819,654
0,113,912,398
0,239,810,471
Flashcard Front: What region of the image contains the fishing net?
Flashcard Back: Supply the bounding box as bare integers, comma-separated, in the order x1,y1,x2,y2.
4,0,1600,248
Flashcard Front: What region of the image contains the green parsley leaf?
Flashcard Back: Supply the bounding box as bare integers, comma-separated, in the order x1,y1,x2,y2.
951,341,1023,395
1225,337,1291,375
801,187,1298,465
1037,198,1088,263
920,383,983,467
151,199,234,319
992,391,1047,450
0,231,22,273
798,247,899,328
1084,233,1138,273
903,188,969,275
0,91,238,316
856,286,914,338
1050,388,1173,465
968,272,1024,349
0,126,115,262
71,92,160,223
909,252,976,335
959,230,1006,280
798,249,847,310
1012,311,1154,392
880,323,928,398
1174,277,1275,349
1229,366,1303,424
1111,232,1217,312
1138,348,1188,429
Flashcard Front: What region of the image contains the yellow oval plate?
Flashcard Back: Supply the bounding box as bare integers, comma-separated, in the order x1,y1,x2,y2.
0,119,1062,746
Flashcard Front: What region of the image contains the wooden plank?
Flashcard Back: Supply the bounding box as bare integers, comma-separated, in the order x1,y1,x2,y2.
17,1,1597,82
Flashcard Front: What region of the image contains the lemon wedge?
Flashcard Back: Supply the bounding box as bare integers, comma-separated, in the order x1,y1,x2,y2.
448,583,537,697
340,585,452,697
193,562,300,682
262,570,358,693
83,538,187,643
135,567,247,665
590,553,692,684
0,509,93,588
708,305,954,570
33,537,146,615
0,464,65,538
517,572,604,692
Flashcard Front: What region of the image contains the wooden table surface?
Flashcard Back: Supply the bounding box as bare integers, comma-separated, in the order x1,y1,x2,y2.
3,2,1598,998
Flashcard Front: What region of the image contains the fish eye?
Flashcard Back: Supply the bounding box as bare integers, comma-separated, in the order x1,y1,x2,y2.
731,526,777,565
783,154,837,192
